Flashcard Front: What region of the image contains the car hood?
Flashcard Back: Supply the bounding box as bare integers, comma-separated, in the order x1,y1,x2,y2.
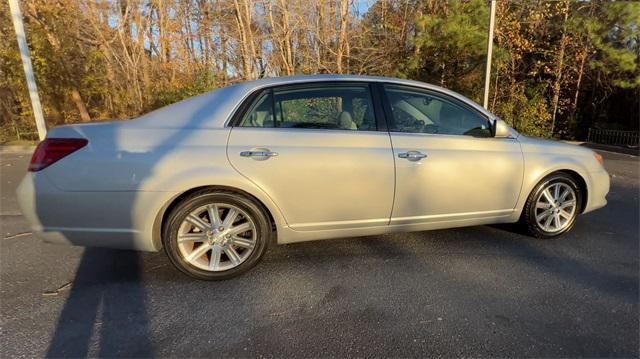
517,135,599,159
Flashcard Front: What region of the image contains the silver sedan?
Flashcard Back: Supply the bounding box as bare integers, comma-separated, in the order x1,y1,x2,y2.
17,75,610,280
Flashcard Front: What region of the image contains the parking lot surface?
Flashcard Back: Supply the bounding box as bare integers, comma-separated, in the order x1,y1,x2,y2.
1,149,638,357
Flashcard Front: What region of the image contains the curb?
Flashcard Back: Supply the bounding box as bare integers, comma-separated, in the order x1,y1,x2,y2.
580,143,639,157
562,141,638,156
0,145,35,154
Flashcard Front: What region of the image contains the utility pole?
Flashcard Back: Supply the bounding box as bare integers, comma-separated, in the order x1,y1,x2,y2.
9,0,47,140
483,0,496,110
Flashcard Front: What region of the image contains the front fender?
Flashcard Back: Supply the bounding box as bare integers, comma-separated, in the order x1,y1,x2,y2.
513,153,595,220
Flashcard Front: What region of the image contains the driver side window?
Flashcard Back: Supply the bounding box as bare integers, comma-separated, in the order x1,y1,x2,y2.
384,85,491,137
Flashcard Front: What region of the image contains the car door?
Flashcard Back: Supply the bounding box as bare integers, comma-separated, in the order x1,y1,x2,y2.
381,84,524,225
227,82,395,231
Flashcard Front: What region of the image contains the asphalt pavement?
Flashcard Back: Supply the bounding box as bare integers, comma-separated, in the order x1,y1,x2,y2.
1,149,638,357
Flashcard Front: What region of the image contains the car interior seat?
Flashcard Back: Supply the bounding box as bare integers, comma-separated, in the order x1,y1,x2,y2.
338,111,357,130
246,111,273,127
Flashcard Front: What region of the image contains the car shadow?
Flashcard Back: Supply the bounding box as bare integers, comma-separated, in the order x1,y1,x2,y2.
46,248,153,357
485,225,638,303
41,71,235,357
41,221,638,357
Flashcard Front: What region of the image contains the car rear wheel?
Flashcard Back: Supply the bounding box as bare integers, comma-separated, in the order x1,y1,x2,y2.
521,173,583,239
163,190,270,280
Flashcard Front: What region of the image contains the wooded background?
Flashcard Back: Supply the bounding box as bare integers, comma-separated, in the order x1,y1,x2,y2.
1,0,638,143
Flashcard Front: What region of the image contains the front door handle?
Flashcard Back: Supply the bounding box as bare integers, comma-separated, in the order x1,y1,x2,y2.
240,150,278,159
398,151,427,161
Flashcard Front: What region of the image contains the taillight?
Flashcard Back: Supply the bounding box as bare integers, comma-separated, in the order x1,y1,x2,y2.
28,138,88,172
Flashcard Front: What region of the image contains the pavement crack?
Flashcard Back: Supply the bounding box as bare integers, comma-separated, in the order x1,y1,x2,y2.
42,281,72,297
3,231,31,240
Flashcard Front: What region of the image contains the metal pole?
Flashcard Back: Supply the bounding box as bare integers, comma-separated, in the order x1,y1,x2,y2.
483,0,496,110
9,0,47,140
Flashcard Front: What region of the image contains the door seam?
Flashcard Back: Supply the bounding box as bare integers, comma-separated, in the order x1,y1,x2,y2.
225,127,290,226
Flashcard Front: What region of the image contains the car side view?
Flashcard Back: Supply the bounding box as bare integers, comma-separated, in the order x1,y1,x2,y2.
17,75,610,280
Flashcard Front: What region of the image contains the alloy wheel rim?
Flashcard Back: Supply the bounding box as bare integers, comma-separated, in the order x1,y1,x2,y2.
177,203,257,271
534,182,577,233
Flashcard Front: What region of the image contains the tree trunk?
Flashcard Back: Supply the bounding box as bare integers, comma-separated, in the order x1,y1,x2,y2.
550,1,570,136
571,50,587,118
317,1,326,71
71,89,91,122
157,1,170,62
278,0,294,75
336,0,349,74
491,65,500,112
243,0,258,77
233,0,252,79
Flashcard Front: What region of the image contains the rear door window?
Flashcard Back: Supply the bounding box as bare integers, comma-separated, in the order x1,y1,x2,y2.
239,84,376,131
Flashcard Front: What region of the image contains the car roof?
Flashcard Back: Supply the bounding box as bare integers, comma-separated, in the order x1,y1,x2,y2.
132,74,493,129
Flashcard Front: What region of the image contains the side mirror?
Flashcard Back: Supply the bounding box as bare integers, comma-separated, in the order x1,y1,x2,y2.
493,119,511,138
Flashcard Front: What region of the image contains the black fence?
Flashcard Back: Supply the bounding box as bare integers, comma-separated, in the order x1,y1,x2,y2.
587,128,639,147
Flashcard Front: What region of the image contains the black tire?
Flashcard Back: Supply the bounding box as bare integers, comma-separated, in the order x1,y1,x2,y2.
521,172,583,239
162,189,270,280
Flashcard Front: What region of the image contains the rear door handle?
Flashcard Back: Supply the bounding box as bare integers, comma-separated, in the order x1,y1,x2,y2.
240,150,278,159
398,151,427,161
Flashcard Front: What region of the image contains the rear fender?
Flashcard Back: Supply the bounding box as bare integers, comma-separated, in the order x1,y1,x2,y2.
140,167,288,250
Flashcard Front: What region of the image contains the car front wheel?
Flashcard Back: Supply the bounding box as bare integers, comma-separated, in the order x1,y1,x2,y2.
163,190,270,280
522,173,583,239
